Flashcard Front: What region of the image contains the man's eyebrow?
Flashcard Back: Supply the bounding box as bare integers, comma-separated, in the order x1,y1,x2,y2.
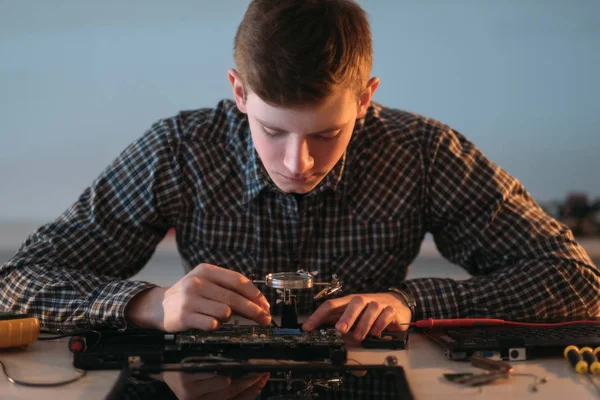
255,117,348,135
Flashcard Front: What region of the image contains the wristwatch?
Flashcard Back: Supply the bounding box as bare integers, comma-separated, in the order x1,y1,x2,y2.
389,286,416,322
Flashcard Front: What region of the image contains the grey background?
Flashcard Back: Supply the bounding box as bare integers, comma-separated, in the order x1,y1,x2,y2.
1,0,598,224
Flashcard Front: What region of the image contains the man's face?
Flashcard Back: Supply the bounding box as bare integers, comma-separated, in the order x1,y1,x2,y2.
244,89,359,194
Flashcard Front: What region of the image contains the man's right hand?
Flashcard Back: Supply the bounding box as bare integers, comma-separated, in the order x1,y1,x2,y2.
125,263,271,332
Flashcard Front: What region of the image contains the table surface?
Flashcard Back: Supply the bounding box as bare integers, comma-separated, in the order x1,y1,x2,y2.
1,326,599,400
1,238,599,399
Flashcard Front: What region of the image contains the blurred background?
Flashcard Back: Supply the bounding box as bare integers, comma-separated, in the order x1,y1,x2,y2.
1,0,598,282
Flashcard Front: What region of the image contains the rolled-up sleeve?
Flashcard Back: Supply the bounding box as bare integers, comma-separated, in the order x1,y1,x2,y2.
0,118,183,331
399,121,600,321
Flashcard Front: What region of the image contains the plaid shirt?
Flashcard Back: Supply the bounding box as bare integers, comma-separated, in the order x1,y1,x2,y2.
1,100,598,331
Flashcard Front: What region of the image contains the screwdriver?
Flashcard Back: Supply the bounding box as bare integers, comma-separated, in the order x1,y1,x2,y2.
398,318,600,329
580,347,600,374
565,345,600,396
564,345,588,374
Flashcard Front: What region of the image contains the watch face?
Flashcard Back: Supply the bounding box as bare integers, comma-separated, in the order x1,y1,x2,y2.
0,313,29,321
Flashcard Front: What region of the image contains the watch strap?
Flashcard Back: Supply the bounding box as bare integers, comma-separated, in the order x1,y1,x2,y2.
389,286,416,322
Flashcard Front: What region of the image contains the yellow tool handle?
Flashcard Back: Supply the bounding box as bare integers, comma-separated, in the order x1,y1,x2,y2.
0,317,40,348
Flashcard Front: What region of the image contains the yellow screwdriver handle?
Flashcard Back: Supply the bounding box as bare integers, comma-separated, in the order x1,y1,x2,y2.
0,317,40,348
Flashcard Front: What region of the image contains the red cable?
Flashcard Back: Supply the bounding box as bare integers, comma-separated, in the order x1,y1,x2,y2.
411,318,600,329
503,320,600,328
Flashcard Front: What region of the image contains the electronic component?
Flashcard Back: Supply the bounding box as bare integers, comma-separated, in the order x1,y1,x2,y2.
424,321,600,361
172,324,347,365
444,354,548,392
251,270,342,328
73,324,348,370
273,328,303,335
361,330,408,350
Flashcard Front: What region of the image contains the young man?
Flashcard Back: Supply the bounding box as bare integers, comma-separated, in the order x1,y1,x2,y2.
1,0,598,343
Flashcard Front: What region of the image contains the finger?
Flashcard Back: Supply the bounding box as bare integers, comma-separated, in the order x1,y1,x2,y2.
302,297,352,331
368,306,396,337
335,297,370,335
190,373,218,381
183,375,232,396
193,264,270,311
353,301,385,341
224,373,267,399
350,370,368,377
199,280,271,326
182,312,220,331
161,372,231,398
233,373,270,400
306,313,344,327
188,297,232,322
165,371,217,383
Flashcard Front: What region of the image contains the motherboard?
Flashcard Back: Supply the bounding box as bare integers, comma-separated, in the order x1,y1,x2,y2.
168,324,347,365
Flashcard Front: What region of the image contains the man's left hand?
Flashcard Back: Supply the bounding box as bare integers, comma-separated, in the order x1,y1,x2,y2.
301,293,412,342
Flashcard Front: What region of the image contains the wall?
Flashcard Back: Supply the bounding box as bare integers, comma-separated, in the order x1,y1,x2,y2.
1,0,599,223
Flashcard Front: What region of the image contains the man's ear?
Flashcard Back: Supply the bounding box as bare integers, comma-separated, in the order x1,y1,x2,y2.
228,69,248,113
357,77,380,119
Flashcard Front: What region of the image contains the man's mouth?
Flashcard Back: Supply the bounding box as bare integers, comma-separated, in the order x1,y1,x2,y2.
279,173,316,183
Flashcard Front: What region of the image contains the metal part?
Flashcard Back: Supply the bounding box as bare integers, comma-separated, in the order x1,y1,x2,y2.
275,289,297,306
470,355,513,373
252,270,343,329
265,272,314,290
456,371,509,386
253,270,342,301
445,355,548,392
314,274,342,299
269,371,343,395
385,355,398,366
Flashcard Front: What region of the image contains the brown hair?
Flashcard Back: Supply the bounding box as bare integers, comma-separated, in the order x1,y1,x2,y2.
234,0,372,106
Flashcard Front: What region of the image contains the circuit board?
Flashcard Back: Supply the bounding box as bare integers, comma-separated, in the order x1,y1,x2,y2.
178,326,343,346
168,324,347,365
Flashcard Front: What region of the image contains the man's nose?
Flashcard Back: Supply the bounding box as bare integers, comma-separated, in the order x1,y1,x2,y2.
283,137,314,176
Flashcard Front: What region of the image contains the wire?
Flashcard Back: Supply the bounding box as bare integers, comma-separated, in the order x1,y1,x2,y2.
409,318,600,329
504,320,600,328
0,329,97,386
37,329,101,341
0,359,86,387
511,373,548,392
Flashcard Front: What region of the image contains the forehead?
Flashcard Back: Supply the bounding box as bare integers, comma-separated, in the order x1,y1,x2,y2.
246,88,357,131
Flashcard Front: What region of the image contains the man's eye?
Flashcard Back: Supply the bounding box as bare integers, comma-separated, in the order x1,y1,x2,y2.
263,128,282,137
317,131,340,140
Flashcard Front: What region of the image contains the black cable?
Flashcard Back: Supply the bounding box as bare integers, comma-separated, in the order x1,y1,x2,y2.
0,329,101,387
37,329,101,341
0,359,86,387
